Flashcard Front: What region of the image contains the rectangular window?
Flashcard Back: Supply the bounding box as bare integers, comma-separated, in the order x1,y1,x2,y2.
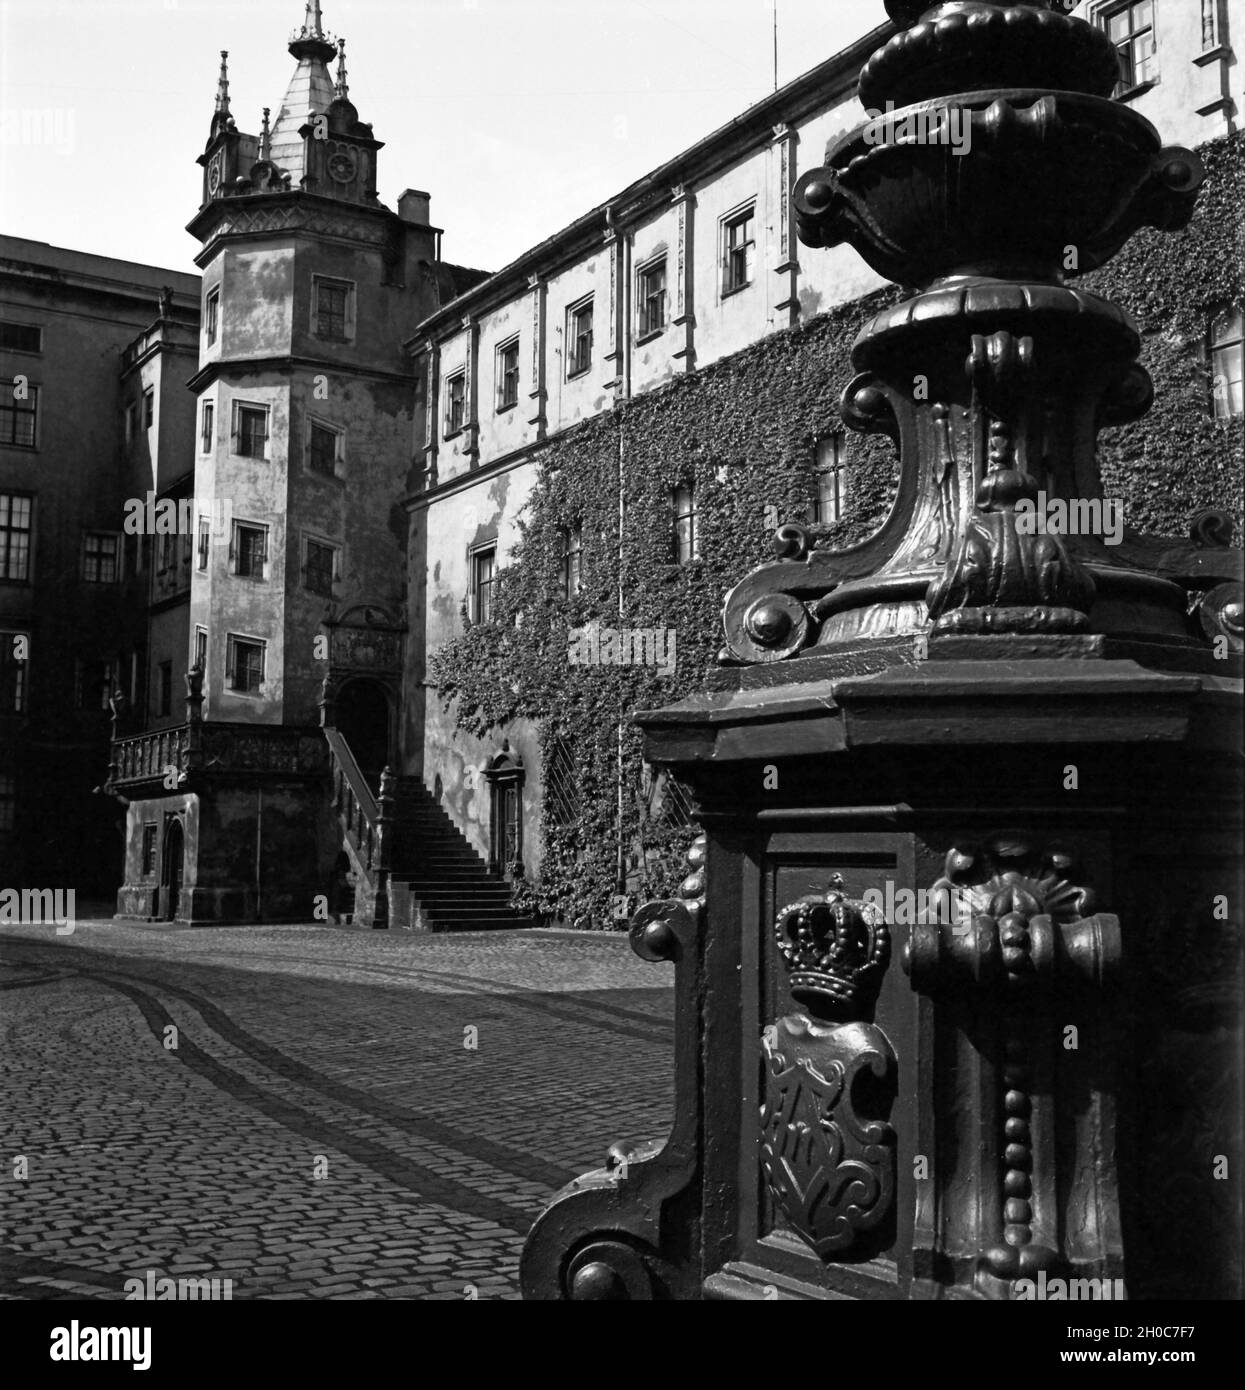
206,287,220,345
1210,305,1244,420
638,259,667,338
141,823,158,875
201,400,214,453
232,522,268,580
77,658,117,712
445,371,466,435
813,433,850,523
0,634,27,714
0,383,38,448
304,538,337,598
308,419,343,476
143,389,154,429
560,523,583,599
314,277,353,341
496,338,520,410
0,773,15,832
226,635,266,694
673,483,699,564
1103,0,1157,93
197,517,211,570
233,403,269,459
568,299,593,377
0,494,33,582
723,206,757,294
0,321,42,353
82,532,119,584
195,626,208,670
471,546,496,624
157,661,173,717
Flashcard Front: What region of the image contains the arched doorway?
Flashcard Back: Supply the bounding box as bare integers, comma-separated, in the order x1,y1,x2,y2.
162,818,185,922
483,741,525,878
335,678,392,788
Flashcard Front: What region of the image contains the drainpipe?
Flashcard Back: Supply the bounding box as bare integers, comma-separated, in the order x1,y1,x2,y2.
255,786,263,922
616,422,626,898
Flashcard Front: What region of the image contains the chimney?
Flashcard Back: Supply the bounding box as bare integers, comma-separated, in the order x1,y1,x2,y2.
398,189,431,225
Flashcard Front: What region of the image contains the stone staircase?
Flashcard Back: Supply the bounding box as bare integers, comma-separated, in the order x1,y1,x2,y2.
324,727,532,931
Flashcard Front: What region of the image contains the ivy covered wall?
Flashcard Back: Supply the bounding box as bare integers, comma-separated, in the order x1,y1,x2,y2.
428,132,1243,930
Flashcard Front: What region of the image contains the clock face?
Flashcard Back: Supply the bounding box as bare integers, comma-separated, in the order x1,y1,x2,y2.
207,155,223,194
328,151,357,183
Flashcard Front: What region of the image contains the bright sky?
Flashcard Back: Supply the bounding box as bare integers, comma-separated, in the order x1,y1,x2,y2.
0,0,883,277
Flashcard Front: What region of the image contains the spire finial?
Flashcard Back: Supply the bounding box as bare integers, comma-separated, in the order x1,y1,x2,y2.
260,107,271,161
215,50,230,114
302,0,325,38
335,38,349,99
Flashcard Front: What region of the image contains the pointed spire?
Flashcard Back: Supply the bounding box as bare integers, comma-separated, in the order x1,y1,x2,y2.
288,0,337,63
260,107,272,161
335,38,349,100
214,51,230,116
301,0,325,39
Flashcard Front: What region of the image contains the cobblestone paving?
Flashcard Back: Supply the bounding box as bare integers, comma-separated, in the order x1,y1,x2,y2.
0,922,674,1300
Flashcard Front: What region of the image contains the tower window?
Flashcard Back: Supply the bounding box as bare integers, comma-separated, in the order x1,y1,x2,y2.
194,626,208,670
568,299,593,378
1210,305,1243,419
0,383,38,448
723,205,756,294
197,517,211,570
205,288,220,345
813,433,849,523
232,522,268,580
673,483,699,564
226,635,266,694
200,400,214,453
232,402,269,459
470,545,496,624
304,538,338,598
1101,1,1157,94
308,419,344,477
0,493,33,582
314,277,355,342
445,371,467,436
638,258,667,339
143,389,154,429
82,532,120,584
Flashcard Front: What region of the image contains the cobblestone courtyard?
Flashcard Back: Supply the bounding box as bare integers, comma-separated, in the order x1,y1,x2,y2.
0,922,674,1300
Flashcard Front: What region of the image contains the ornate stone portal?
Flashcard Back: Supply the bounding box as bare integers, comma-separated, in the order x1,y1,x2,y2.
521,0,1242,1300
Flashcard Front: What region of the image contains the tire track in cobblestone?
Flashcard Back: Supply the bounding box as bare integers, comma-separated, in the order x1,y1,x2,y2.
79,970,539,1235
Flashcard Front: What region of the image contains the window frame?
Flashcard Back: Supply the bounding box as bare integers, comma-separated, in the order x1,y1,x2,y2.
673,482,700,565
1209,303,1244,421
200,399,214,454
444,369,467,438
722,202,758,297
81,531,121,584
0,492,34,584
1096,0,1159,97
637,257,668,341
560,522,583,599
231,520,270,581
567,297,594,379
306,416,345,478
225,633,267,696
0,381,39,449
205,286,220,346
469,543,497,625
302,534,340,599
194,626,208,671
0,320,43,355
231,400,271,460
141,822,159,876
0,630,28,714
495,337,521,412
813,432,850,524
312,275,356,343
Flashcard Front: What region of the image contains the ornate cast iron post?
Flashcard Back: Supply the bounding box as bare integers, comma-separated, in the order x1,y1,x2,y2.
522,0,1242,1300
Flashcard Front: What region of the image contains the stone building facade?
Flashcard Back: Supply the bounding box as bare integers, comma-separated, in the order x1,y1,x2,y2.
2,0,1240,923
